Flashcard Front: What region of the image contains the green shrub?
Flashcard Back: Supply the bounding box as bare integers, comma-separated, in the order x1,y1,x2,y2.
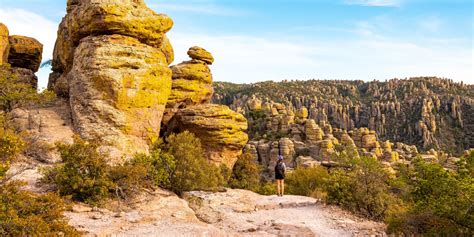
0,181,79,236
0,65,54,112
255,181,277,195
228,152,260,191
325,156,398,220
286,166,329,198
107,162,149,200
386,157,473,235
135,131,224,195
43,137,114,205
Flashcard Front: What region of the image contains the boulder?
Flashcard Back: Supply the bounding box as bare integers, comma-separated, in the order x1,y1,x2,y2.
68,34,172,159
50,0,173,94
168,104,248,168
279,138,295,167
10,67,38,89
187,46,214,65
8,35,43,72
0,23,9,65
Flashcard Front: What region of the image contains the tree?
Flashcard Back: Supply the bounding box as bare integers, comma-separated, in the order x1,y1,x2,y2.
228,152,260,191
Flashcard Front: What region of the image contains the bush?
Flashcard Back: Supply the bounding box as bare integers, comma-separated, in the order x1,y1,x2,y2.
0,113,25,180
0,65,54,112
386,157,474,235
43,137,113,205
325,156,398,220
133,131,224,195
0,181,79,236
228,152,260,191
286,166,329,198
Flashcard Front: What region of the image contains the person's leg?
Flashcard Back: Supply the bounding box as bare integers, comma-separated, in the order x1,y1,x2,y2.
276,180,280,196
281,179,285,196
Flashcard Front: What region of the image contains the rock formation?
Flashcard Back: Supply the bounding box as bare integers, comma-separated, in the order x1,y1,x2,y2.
162,47,214,125
0,23,42,88
0,23,10,65
168,104,248,168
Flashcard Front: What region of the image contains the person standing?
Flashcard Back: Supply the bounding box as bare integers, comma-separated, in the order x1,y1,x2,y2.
275,155,286,197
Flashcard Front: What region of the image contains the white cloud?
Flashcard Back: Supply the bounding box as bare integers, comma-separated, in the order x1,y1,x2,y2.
0,8,58,89
168,30,473,84
345,0,400,7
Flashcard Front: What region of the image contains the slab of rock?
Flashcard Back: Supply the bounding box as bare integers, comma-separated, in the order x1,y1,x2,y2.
8,35,43,72
168,104,248,168
10,67,38,89
69,34,172,159
188,46,214,65
163,58,214,125
0,23,9,65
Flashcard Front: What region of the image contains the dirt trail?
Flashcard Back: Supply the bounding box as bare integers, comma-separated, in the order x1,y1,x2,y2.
66,188,386,236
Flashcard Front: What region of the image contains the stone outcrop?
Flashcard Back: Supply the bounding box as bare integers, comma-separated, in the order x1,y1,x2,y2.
0,23,9,65
8,35,43,72
162,48,214,125
49,0,174,96
46,0,176,159
168,104,248,168
0,24,42,88
68,35,172,157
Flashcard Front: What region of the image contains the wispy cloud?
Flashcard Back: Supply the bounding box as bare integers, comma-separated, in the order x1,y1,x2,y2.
149,3,248,16
344,0,400,7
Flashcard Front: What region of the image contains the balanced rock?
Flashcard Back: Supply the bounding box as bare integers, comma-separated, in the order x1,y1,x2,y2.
163,48,214,125
8,35,43,72
69,35,172,158
187,46,214,65
0,23,9,65
168,104,248,168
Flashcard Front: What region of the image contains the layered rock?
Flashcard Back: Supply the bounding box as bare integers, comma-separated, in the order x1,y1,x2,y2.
48,0,175,159
68,35,172,157
0,23,9,65
305,119,323,143
0,24,41,88
49,0,174,96
162,47,214,125
168,104,248,168
8,35,43,72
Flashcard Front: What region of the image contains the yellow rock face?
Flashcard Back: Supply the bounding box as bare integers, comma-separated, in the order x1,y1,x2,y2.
169,104,248,168
69,35,172,157
162,59,214,125
51,0,173,78
0,23,9,65
187,46,214,65
8,35,43,72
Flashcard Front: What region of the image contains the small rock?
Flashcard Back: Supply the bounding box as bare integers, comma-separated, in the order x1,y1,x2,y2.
114,211,125,218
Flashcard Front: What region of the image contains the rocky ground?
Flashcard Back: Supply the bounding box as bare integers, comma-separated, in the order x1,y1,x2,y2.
65,188,385,237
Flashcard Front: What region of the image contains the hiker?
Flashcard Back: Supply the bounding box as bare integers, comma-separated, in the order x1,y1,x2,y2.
275,155,286,197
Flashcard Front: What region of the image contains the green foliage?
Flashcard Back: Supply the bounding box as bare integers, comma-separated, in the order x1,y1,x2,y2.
0,65,55,112
157,131,224,194
228,152,260,191
286,166,329,198
325,156,398,220
386,157,474,235
43,137,114,205
0,181,79,236
255,181,277,195
0,113,25,180
134,131,224,195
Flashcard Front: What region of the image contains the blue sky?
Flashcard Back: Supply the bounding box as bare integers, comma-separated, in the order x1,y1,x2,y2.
0,0,472,88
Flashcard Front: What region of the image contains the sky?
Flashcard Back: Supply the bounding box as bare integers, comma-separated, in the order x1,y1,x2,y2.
0,0,472,89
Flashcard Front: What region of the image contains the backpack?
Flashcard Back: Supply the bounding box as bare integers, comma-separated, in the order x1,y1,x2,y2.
275,162,285,176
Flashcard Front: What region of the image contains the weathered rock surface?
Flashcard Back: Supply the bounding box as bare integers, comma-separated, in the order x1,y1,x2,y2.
184,189,386,236
168,104,248,168
10,67,38,89
69,34,172,158
163,56,214,125
187,46,214,65
8,35,43,72
51,0,174,77
0,23,9,65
